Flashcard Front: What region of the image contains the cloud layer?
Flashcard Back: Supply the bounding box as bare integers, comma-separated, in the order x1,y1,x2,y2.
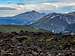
0,0,75,16
0,7,16,10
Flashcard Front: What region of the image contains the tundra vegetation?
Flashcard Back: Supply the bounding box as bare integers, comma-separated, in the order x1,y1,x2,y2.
0,30,75,56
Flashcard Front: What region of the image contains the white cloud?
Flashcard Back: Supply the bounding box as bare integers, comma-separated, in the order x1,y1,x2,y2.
58,0,75,3
0,3,57,17
24,3,56,11
23,0,48,3
0,2,75,17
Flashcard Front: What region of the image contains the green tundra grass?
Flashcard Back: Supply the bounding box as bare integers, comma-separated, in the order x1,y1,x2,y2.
0,25,46,32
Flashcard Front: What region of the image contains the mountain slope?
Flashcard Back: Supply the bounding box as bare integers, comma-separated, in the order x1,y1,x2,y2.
0,10,45,25
31,12,75,33
65,23,75,32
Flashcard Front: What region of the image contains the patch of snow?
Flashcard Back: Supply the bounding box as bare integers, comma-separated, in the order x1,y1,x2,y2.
11,23,16,25
52,30,55,32
71,33,75,35
65,17,71,24
51,23,53,26
51,15,56,18
51,15,59,19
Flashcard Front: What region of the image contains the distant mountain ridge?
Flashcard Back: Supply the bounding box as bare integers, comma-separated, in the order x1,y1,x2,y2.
31,12,75,33
1,11,75,33
0,10,45,25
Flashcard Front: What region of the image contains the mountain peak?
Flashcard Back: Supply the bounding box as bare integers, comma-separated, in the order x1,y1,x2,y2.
0,10,45,25
31,12,75,33
25,10,40,14
68,12,75,16
31,10,38,13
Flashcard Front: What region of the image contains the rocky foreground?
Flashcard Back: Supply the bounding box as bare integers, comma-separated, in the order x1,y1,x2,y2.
0,31,75,56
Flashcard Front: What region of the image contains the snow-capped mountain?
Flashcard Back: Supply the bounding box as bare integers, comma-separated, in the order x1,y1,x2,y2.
0,10,45,25
31,12,75,33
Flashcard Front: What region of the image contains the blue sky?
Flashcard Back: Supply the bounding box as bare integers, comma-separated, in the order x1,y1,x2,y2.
0,0,75,17
0,0,56,4
0,0,74,4
0,0,21,3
